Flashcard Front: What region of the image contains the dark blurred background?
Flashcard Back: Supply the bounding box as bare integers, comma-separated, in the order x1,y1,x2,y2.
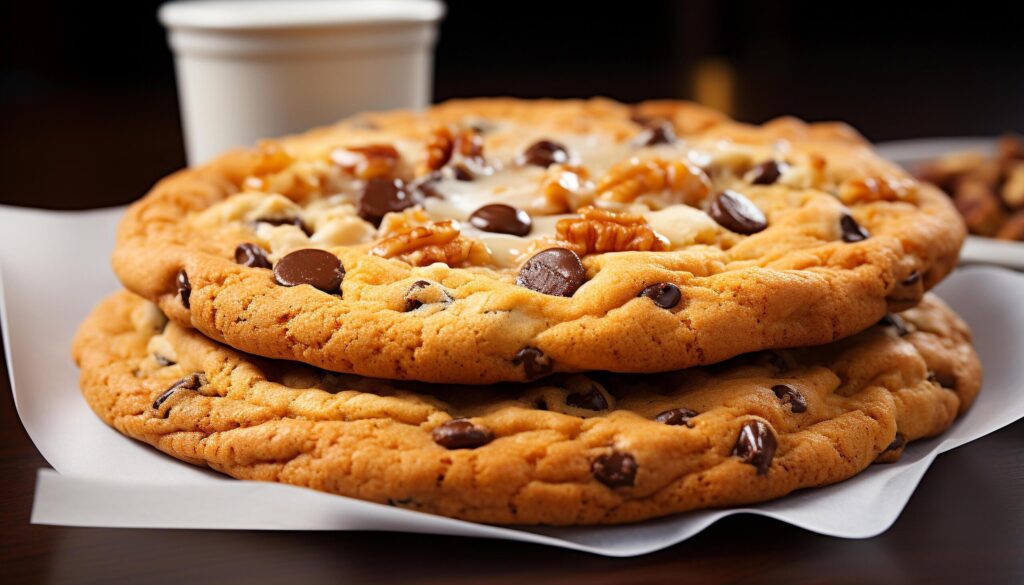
2,0,1022,209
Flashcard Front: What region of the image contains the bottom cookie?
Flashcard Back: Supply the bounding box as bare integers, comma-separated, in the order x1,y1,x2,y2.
72,291,980,525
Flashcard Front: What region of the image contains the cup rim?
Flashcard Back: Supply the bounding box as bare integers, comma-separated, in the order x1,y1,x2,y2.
159,0,445,31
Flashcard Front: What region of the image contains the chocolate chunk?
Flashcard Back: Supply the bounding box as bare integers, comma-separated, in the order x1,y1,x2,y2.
516,248,586,297
520,140,569,168
234,243,272,269
884,433,907,453
404,280,453,312
565,389,609,411
639,282,682,309
408,171,443,200
592,452,638,488
749,160,783,185
153,354,176,367
901,271,921,287
255,216,312,236
655,407,698,426
632,120,676,147
513,347,552,380
176,270,191,309
358,178,414,226
771,384,807,413
273,249,344,292
732,420,777,475
152,373,207,410
432,419,494,449
405,280,429,311
879,313,910,336
468,204,532,237
707,190,768,235
840,213,870,242
452,163,475,181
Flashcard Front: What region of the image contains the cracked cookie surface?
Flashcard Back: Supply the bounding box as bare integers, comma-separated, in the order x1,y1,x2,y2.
73,291,980,525
113,98,965,383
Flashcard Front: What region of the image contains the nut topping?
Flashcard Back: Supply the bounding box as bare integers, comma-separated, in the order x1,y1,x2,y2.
555,206,669,255
597,157,712,207
370,220,490,267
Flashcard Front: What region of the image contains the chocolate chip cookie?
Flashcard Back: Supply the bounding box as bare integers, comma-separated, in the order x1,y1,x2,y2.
73,291,980,525
113,98,965,383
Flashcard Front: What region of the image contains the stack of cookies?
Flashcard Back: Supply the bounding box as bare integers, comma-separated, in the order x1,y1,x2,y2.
74,99,981,525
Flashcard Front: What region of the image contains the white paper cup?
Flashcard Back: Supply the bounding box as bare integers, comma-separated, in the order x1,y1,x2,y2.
159,0,445,164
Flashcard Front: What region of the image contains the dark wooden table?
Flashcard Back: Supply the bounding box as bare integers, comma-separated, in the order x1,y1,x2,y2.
1,332,1022,585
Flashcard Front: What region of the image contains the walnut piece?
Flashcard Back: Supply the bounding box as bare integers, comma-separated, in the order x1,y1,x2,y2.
241,141,336,199
596,157,711,207
424,126,454,171
555,206,670,256
542,164,593,212
996,210,1024,240
370,220,491,266
1002,162,1024,209
377,207,434,237
422,126,489,177
838,175,918,204
954,180,1006,237
331,144,401,180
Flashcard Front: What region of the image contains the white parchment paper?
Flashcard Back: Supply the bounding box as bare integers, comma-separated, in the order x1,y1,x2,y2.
1,204,1022,557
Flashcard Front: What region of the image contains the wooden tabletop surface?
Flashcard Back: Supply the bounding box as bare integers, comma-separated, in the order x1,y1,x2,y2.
1,330,1022,585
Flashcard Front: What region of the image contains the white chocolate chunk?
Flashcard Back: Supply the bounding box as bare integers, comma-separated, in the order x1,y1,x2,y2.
644,205,721,248
256,224,311,261
193,193,303,228
131,302,167,335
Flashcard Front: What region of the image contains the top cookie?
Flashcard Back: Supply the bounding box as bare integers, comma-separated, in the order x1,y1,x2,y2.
113,98,964,383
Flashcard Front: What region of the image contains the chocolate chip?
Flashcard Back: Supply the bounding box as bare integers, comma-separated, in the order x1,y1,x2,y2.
176,270,191,309
565,389,609,411
771,384,807,413
432,419,494,449
707,190,768,235
404,280,453,311
632,120,676,146
639,282,681,309
405,280,430,311
513,347,552,380
520,140,569,168
516,248,586,297
453,163,475,181
749,160,783,185
655,407,697,426
469,204,533,237
592,452,638,488
358,178,414,226
732,420,777,475
152,373,207,410
153,354,176,367
255,216,312,236
408,171,443,200
884,433,907,453
901,271,921,287
234,243,272,269
273,249,344,292
840,213,870,242
879,313,910,336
